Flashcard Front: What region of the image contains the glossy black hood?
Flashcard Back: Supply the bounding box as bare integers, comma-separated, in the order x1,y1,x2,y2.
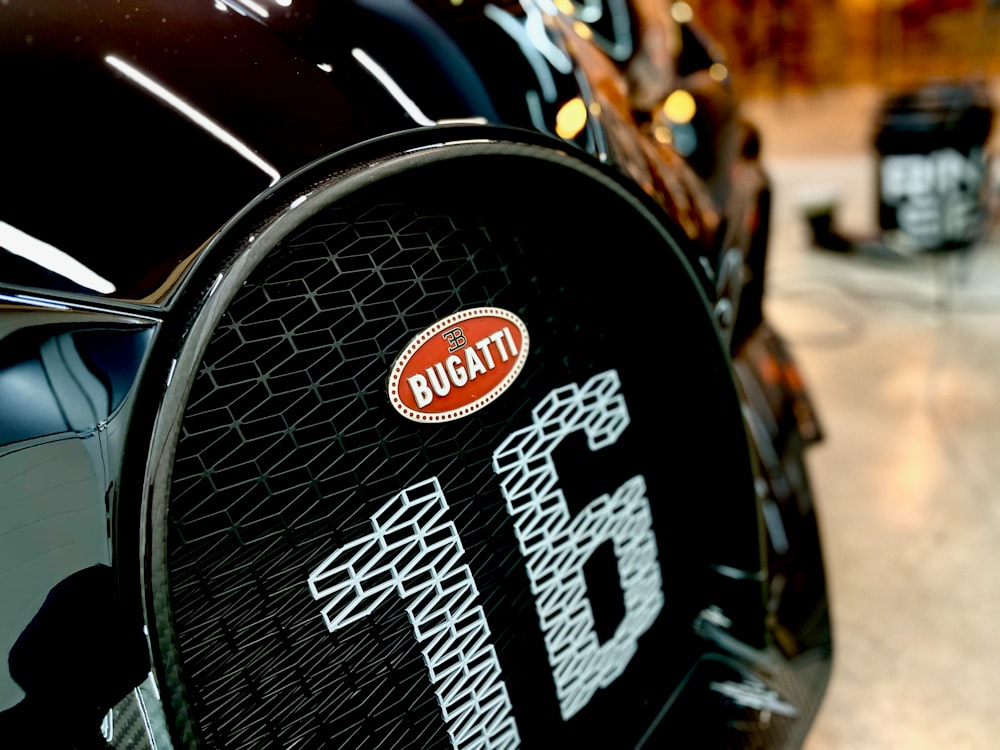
1,1,376,300
0,0,726,305
0,0,593,302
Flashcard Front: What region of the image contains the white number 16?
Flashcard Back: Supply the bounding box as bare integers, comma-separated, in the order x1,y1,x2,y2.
308,370,665,749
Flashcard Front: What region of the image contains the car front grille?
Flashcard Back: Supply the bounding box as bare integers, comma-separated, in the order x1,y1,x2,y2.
159,150,759,749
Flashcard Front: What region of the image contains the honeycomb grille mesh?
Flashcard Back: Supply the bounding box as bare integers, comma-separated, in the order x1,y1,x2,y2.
168,202,538,748
161,166,758,749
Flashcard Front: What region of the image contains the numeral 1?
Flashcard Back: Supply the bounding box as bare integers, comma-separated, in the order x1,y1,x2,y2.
308,477,520,750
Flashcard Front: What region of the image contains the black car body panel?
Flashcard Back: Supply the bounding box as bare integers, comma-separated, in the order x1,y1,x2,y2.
0,2,830,748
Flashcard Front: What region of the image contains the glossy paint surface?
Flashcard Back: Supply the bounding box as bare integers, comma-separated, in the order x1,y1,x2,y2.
0,297,156,711
0,0,728,303
1,1,366,300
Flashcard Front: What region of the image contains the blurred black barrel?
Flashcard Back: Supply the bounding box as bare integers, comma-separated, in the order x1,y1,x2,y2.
874,80,994,251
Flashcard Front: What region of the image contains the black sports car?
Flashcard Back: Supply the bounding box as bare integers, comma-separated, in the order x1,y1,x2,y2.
0,1,831,748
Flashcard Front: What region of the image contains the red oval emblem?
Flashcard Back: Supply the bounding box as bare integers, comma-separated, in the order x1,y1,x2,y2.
388,307,530,423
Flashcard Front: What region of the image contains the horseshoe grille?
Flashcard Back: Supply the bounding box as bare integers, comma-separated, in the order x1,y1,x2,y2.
154,151,758,749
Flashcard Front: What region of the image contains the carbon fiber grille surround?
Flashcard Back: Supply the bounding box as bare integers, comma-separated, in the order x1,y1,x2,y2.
156,149,761,749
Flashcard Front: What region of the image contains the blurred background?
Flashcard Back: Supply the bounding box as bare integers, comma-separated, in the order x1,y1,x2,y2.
688,0,1000,747
691,0,1000,96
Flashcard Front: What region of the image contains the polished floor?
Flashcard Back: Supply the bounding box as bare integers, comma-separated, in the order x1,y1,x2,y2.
743,85,1000,749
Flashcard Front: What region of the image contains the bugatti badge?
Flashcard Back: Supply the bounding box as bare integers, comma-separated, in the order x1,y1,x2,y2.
388,307,529,423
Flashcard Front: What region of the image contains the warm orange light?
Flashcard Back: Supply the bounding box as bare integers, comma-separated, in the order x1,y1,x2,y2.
662,90,696,124
555,97,588,139
573,20,593,40
671,2,694,23
555,0,574,13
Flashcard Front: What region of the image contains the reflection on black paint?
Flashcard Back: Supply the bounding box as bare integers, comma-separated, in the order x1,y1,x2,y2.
0,565,149,749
